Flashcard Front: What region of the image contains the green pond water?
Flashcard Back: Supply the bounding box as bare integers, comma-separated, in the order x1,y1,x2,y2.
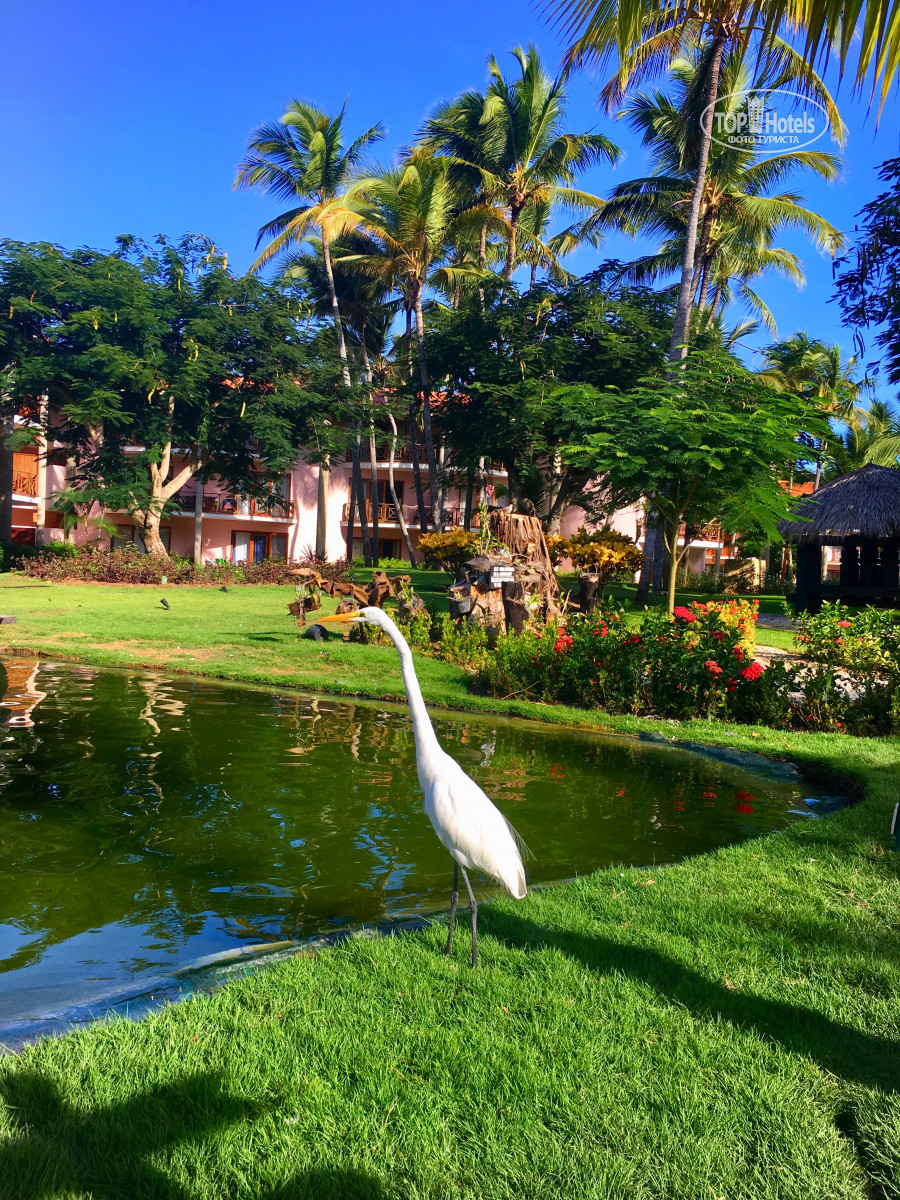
0,658,824,1041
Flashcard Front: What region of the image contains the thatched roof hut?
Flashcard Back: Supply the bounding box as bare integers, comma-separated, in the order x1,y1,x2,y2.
779,464,900,543
779,465,900,611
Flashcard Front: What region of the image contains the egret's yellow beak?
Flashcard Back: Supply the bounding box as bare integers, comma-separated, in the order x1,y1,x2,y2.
316,609,364,624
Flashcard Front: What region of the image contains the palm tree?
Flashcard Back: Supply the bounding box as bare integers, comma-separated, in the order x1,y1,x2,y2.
345,157,506,531
419,45,620,283
826,401,900,475
235,101,384,558
545,1,846,365
600,51,844,332
761,333,872,486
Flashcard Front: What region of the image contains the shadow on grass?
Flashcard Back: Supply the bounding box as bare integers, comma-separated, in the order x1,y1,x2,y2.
486,910,900,1096
0,1068,386,1199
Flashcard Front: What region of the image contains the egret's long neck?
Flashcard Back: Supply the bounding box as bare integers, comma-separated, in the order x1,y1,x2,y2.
382,617,440,760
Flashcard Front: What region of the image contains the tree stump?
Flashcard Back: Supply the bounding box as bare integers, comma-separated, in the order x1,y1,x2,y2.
502,580,528,635
579,573,600,615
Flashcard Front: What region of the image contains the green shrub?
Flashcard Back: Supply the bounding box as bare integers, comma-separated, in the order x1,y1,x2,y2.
794,601,900,678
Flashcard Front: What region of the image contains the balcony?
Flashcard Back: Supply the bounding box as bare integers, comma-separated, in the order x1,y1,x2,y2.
345,443,507,473
174,492,295,519
341,501,477,530
12,453,38,498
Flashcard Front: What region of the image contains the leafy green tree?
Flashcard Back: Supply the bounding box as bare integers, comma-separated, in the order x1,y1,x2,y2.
0,236,338,557
564,348,826,612
826,400,900,474
419,44,620,282
428,268,674,533
834,156,900,387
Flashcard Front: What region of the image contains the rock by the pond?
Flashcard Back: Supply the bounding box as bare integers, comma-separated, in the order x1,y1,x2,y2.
0,615,17,625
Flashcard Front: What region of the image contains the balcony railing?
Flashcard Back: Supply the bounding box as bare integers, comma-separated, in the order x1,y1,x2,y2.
341,501,478,530
174,492,295,519
345,443,506,473
12,453,38,498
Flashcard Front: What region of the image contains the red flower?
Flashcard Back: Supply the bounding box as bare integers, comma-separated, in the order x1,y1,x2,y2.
712,631,726,641
554,635,573,653
673,606,697,622
838,620,852,628
733,647,744,662
704,660,723,676
740,661,764,682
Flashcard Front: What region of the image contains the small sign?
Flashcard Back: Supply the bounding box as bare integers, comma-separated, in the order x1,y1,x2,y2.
490,564,516,588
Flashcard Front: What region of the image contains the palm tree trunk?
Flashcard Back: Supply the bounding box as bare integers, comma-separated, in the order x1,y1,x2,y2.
345,467,357,562
387,412,417,563
322,234,352,388
409,402,428,531
412,287,442,532
667,29,728,364
319,232,349,556
351,434,372,565
503,205,522,282
477,221,488,311
360,320,379,567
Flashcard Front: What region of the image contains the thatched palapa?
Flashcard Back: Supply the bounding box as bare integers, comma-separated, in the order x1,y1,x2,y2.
779,464,900,543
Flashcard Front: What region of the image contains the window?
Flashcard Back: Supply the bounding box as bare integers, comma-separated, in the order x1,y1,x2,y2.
231,531,287,562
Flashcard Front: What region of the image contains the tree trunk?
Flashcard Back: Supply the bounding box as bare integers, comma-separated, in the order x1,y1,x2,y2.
135,502,169,558
664,519,683,617
636,517,661,604
503,205,522,282
409,402,428,531
412,288,441,531
345,466,357,562
322,234,352,389
463,468,474,531
667,28,728,364
193,477,204,564
316,459,329,560
350,434,371,565
360,325,379,567
387,411,417,563
0,407,13,543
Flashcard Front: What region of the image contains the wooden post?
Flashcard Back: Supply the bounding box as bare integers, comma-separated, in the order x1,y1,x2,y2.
795,543,820,613
579,573,600,615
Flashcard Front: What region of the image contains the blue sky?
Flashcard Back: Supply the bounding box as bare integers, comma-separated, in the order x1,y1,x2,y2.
2,0,898,384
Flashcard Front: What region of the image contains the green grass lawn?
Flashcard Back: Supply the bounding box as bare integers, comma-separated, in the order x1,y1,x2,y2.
0,576,897,1199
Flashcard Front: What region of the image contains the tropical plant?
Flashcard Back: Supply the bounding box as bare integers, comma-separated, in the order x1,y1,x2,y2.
235,101,384,555
760,333,872,485
548,526,644,592
419,44,620,283
597,50,844,334
834,155,900,386
565,348,826,613
344,156,506,531
826,400,900,474
545,1,846,364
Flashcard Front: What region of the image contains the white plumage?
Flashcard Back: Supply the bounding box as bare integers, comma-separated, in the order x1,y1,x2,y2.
317,605,527,964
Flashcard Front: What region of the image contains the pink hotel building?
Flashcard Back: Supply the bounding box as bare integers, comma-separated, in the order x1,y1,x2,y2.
10,422,744,574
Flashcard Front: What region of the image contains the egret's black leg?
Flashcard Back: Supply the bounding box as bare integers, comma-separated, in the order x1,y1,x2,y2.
459,866,478,968
445,861,459,955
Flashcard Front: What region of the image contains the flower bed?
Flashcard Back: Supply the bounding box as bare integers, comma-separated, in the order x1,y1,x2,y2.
794,600,900,678
476,599,900,734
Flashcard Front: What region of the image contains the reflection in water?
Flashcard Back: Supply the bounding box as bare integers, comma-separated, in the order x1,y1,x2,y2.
0,661,822,1028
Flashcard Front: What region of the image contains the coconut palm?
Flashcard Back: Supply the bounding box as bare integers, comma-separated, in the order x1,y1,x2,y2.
546,1,846,364
235,101,384,557
761,333,873,486
344,157,507,531
826,401,900,475
234,101,384,385
419,44,620,283
597,50,843,331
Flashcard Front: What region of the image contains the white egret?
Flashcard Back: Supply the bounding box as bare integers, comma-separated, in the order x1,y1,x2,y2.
317,606,526,966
